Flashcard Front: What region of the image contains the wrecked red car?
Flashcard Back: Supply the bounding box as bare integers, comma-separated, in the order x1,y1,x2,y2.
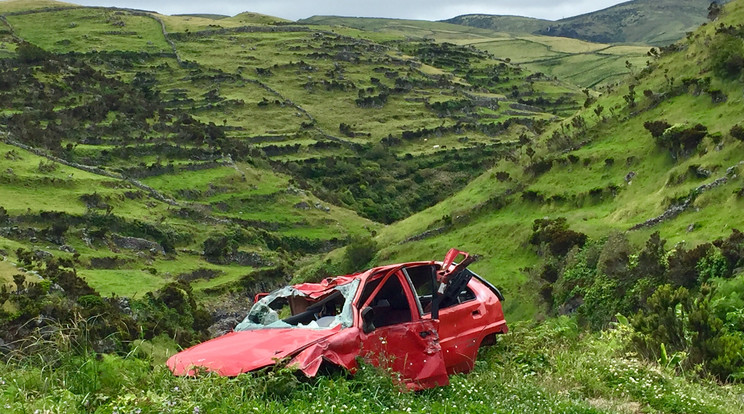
167,249,507,390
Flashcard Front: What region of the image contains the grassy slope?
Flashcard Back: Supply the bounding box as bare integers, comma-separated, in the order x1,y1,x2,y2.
0,1,580,299
0,0,76,12
442,14,550,34
445,0,724,46
300,15,650,88
547,0,720,45
364,0,744,321
0,0,739,315
0,3,380,295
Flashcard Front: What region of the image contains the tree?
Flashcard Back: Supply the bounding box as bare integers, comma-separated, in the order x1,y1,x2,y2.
593,105,604,119
13,274,25,293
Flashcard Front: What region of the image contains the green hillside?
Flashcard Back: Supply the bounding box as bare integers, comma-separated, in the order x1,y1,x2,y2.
442,14,549,35
0,0,583,301
369,0,744,318
446,0,728,46
299,15,650,88
1,0,744,412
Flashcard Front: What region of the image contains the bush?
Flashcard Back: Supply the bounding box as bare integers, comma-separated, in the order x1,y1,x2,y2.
631,284,691,359
655,123,708,159
713,228,744,271
643,120,671,138
597,233,633,286
17,42,50,64
529,217,588,257
523,158,553,176
730,124,744,141
666,243,713,288
710,34,744,79
578,275,620,330
633,231,667,284
343,235,378,272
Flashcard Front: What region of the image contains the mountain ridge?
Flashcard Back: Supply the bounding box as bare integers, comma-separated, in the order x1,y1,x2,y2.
444,0,729,45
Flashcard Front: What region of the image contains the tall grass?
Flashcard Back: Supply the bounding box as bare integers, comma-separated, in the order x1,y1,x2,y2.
2,316,742,413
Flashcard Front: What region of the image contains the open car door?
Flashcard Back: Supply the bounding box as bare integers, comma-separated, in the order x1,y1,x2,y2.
358,268,449,390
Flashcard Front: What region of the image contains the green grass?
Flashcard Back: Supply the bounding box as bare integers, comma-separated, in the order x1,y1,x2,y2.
79,268,170,298
7,8,170,53
0,0,76,13
0,259,40,288
446,0,715,46
300,16,652,88
2,318,742,413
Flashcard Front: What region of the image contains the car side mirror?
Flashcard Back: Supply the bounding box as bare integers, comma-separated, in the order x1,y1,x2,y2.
361,306,375,334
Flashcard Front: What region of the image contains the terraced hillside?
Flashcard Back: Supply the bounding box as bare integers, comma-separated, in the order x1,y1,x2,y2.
0,1,582,300
299,15,651,88
361,0,744,322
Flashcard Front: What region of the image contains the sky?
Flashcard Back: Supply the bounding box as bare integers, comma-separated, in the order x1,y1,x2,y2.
71,0,629,22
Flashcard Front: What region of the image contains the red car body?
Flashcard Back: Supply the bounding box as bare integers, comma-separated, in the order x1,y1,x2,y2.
167,249,508,390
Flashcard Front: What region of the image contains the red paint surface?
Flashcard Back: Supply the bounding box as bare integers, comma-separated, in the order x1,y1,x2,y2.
167,328,338,376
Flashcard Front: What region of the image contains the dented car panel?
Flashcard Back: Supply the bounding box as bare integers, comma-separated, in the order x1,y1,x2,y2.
167,248,508,390
167,328,340,377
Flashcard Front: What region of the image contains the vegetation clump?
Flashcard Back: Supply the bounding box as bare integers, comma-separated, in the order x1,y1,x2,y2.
536,229,744,381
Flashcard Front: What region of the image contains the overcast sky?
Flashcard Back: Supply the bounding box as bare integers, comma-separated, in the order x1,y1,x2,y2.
71,0,629,22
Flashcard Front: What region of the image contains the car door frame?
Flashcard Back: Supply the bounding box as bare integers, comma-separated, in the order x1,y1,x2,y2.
356,267,449,390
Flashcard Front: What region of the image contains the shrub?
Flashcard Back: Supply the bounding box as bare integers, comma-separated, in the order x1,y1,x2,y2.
730,124,744,141
17,42,50,64
540,263,560,283
666,243,713,288
710,34,744,79
597,233,633,286
551,244,598,307
521,190,544,203
633,232,667,284
713,228,744,271
655,123,708,159
631,284,691,359
697,248,730,282
524,158,553,176
578,275,620,330
494,171,510,181
343,234,377,272
643,120,671,138
529,217,588,257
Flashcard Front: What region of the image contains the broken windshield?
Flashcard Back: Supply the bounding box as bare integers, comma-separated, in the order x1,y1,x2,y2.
234,279,360,331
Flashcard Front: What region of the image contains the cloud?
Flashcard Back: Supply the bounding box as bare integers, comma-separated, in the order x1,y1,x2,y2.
72,0,626,21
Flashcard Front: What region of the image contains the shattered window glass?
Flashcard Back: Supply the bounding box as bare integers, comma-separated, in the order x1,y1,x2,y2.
234,279,360,331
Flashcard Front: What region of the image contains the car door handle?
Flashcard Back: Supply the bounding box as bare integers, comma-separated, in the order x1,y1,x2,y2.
419,330,431,338
472,310,480,316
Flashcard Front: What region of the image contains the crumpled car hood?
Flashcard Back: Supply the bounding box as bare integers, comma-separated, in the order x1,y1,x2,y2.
167,328,338,376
